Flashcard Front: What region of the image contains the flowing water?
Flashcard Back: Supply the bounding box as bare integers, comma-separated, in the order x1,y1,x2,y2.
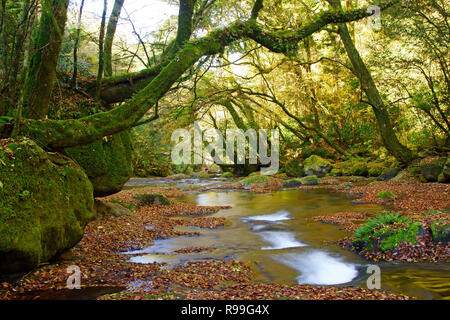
124,181,450,300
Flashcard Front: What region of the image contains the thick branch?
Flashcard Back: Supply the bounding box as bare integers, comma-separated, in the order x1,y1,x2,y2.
20,1,400,149
96,0,397,104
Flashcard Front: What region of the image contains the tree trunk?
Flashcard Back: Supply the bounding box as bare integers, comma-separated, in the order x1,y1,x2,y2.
22,0,69,119
70,0,85,88
95,0,196,104
1,0,33,116
16,2,399,150
95,0,108,101
104,0,125,77
328,0,415,164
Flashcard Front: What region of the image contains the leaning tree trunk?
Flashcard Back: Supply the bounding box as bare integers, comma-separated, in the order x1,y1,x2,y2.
328,0,415,164
22,0,69,120
104,0,125,77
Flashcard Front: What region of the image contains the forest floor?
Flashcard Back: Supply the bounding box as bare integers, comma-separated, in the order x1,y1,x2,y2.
1,176,448,300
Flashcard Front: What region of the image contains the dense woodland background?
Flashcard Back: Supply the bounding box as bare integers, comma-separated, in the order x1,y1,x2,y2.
0,0,448,175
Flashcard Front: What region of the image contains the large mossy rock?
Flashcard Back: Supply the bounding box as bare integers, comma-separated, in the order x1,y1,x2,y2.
66,130,133,197
0,138,94,274
283,160,305,178
420,159,444,182
438,159,450,183
303,155,332,178
94,200,131,220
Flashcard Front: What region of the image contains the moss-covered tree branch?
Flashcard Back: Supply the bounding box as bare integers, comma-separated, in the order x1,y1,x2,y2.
19,1,400,150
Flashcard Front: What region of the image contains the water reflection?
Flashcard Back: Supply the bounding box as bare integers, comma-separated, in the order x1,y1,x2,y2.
125,188,449,299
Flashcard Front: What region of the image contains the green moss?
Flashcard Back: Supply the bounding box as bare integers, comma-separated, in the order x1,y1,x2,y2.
303,155,331,171
283,160,305,178
367,162,385,177
330,168,342,176
184,166,194,175
379,222,421,252
300,175,319,183
430,223,449,244
190,171,213,179
353,213,421,252
66,130,133,197
221,172,234,178
376,190,395,200
0,138,94,273
240,175,271,186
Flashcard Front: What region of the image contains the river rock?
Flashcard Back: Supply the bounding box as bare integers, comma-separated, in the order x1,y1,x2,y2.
284,179,303,187
94,200,132,220
299,175,320,185
378,168,401,181
438,159,450,183
432,225,450,245
0,138,94,273
66,130,133,197
303,155,332,178
420,163,443,182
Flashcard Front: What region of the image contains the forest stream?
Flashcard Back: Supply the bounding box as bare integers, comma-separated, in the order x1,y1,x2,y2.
122,178,450,300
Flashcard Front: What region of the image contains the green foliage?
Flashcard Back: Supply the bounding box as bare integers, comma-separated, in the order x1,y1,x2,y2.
240,175,270,186
221,172,234,178
131,125,173,178
367,162,385,177
353,213,421,252
376,190,395,200
300,175,319,183
19,190,31,201
283,160,305,178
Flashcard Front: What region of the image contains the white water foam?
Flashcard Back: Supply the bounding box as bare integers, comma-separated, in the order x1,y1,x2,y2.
243,210,293,222
276,251,358,285
259,232,307,250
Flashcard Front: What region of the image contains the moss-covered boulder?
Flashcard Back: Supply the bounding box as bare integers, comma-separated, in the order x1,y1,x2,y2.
420,160,444,182
240,175,271,187
283,160,305,178
353,213,421,253
431,223,449,245
299,175,320,185
207,164,222,174
284,179,303,188
378,168,401,181
376,190,395,200
303,155,332,178
0,138,94,274
367,162,385,177
221,172,234,178
334,159,373,177
66,130,133,197
438,159,450,183
169,173,189,180
94,200,131,220
349,160,369,177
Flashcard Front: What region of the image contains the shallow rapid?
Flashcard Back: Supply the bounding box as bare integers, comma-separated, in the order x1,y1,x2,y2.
124,181,450,300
